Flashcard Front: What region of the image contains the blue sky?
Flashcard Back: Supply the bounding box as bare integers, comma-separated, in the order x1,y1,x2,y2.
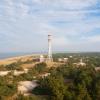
0,0,100,53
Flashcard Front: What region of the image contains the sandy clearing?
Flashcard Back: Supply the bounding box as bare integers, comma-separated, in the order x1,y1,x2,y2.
18,80,38,94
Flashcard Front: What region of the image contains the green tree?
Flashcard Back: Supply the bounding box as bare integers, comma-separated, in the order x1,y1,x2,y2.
39,75,66,100
75,84,92,100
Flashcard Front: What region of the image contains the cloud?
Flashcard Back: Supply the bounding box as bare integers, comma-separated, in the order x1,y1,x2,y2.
86,35,100,43
31,0,97,9
0,0,100,52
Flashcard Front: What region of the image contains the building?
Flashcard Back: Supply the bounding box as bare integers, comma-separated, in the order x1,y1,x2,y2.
58,58,68,63
40,55,45,62
73,59,86,67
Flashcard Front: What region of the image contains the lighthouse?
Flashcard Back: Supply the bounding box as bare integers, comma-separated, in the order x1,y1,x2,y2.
47,34,53,62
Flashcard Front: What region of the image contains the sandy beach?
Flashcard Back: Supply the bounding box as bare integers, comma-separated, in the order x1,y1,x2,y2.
0,54,39,66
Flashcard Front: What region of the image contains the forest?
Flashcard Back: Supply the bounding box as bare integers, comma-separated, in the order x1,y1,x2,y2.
0,53,100,100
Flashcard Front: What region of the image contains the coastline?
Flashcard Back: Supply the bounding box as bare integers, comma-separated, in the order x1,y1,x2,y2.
0,54,40,66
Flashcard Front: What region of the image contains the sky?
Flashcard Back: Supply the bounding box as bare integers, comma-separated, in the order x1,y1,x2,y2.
0,0,100,53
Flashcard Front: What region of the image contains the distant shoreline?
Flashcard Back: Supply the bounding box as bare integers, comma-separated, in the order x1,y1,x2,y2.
0,54,34,61
0,52,100,61
0,54,41,66
0,52,44,60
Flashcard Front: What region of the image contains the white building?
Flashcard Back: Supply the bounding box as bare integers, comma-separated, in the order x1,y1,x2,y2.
40,55,45,62
58,58,68,63
73,59,86,67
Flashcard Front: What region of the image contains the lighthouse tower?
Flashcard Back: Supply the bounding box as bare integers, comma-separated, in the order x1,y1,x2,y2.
47,34,53,62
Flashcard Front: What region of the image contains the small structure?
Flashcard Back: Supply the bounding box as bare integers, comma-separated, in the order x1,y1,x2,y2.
64,58,68,62
40,55,45,62
58,58,68,63
58,58,63,62
69,56,73,58
73,59,86,67
78,59,86,66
